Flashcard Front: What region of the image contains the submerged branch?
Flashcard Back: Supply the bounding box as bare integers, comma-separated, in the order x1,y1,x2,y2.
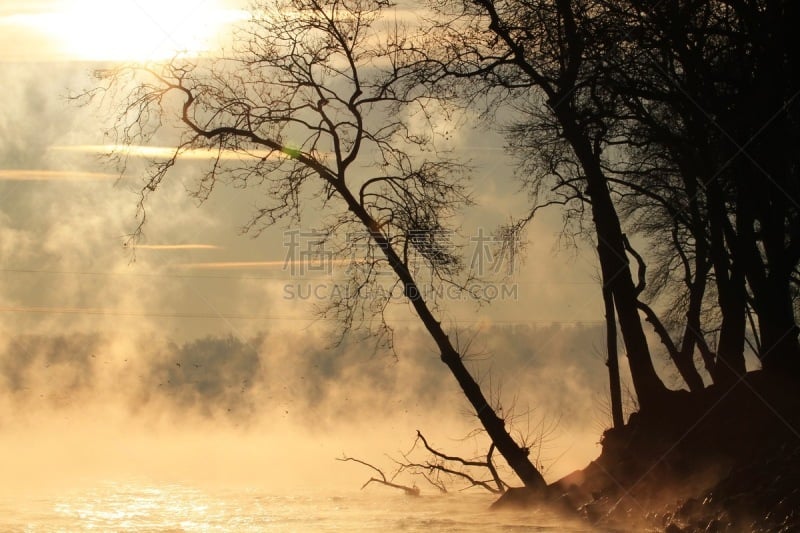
337,456,420,496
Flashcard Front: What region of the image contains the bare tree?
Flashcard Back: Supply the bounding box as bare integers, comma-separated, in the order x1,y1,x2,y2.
413,0,798,398
414,0,671,410
82,0,547,490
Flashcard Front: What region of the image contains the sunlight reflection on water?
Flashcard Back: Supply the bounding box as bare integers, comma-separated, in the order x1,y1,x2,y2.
1,481,596,532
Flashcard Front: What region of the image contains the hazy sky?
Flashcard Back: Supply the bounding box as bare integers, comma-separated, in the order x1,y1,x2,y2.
0,0,642,491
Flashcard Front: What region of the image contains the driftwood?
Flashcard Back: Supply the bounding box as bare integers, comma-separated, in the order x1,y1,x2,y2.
337,456,421,496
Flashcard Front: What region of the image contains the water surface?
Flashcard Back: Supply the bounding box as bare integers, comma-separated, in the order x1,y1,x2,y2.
1,481,595,531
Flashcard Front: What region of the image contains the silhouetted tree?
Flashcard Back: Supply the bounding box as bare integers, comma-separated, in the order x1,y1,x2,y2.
416,0,800,400
83,0,547,490
416,0,672,410
598,0,800,379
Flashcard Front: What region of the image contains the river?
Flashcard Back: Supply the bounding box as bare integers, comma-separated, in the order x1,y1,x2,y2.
1,480,596,532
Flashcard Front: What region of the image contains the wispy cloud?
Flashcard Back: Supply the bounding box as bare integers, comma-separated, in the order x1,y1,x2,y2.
51,144,283,160
0,169,117,181
172,259,354,270
172,261,297,270
136,244,222,251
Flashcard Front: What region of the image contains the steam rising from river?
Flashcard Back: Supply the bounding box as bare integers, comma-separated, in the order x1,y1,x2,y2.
0,324,611,494
1,62,620,496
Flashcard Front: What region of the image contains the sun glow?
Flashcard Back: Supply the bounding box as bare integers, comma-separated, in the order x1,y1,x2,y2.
22,0,247,61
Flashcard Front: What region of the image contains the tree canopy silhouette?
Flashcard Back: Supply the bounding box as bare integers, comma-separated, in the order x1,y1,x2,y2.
83,0,546,490
83,0,800,526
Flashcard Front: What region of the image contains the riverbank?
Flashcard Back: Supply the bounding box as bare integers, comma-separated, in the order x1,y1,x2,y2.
496,370,800,532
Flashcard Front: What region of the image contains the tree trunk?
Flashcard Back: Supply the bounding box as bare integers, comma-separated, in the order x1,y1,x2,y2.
439,347,546,490
678,165,715,387
745,0,800,376
675,272,709,392
740,201,800,374
756,275,800,375
604,285,624,428
707,178,747,383
338,187,548,491
559,115,669,411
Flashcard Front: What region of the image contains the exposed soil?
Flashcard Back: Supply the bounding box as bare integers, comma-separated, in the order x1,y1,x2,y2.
492,371,800,532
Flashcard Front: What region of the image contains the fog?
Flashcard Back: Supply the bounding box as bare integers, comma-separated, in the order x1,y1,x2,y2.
0,27,628,501
0,322,616,495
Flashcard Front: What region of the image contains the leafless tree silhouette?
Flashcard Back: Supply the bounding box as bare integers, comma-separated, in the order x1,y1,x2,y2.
81,0,547,490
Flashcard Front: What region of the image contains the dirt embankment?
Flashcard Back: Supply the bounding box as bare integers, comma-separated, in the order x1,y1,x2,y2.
493,371,800,532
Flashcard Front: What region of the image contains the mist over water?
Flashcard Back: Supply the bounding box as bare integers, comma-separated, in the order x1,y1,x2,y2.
0,60,620,531
0,323,614,530
2,481,594,531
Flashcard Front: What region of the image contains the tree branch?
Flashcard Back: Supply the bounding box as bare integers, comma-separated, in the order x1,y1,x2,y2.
337,456,420,496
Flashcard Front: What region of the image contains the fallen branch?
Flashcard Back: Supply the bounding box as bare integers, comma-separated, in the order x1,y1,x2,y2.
340,430,510,495
337,456,420,496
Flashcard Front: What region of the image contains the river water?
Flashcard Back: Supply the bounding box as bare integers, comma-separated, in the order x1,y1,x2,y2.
1,481,596,532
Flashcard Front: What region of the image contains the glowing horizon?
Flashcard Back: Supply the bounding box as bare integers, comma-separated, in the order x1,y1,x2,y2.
1,1,247,62
51,144,284,160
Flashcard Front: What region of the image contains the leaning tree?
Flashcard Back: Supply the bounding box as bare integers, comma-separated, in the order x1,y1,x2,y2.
82,0,547,490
